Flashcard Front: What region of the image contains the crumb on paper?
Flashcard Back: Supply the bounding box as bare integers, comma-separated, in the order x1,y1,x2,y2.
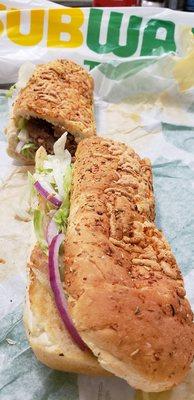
0,258,6,264
6,338,17,345
130,113,141,123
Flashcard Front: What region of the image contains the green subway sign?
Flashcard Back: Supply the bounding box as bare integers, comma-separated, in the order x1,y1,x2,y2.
87,9,176,57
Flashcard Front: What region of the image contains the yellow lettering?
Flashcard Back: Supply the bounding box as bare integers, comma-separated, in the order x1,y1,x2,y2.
47,8,83,48
0,3,6,37
7,9,44,46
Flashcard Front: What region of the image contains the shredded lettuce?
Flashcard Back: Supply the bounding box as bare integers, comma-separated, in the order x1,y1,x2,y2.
21,142,37,159
43,134,71,197
35,146,47,173
16,62,36,90
6,84,16,98
54,197,70,232
54,165,72,231
29,133,72,249
53,132,68,158
64,164,72,194
7,63,35,112
18,128,29,143
33,209,47,250
17,118,27,131
35,133,71,197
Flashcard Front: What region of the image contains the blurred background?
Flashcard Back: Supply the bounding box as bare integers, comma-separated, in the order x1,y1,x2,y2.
51,0,194,12
52,0,92,5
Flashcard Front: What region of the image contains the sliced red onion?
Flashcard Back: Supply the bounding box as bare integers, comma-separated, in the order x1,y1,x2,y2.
16,140,25,154
46,218,59,246
34,181,62,208
48,234,87,351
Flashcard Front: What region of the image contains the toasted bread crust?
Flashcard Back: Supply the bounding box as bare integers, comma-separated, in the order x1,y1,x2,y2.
25,244,110,376
6,59,96,163
13,59,96,139
64,137,194,392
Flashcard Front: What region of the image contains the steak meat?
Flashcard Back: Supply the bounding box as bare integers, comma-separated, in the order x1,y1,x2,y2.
26,118,77,156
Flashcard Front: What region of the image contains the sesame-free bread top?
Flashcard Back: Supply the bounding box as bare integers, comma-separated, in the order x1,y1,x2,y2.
13,59,96,139
64,137,194,392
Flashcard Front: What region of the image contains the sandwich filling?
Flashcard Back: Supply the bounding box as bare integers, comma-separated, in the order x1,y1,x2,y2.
29,133,86,350
29,132,72,249
15,117,77,160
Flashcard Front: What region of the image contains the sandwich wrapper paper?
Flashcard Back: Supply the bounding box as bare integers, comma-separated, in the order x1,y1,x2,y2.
1,1,194,399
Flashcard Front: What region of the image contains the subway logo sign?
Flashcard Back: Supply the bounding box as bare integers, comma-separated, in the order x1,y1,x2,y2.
0,4,194,69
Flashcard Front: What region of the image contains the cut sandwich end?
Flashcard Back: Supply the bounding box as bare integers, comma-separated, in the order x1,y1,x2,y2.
6,115,81,164
24,246,111,377
24,301,108,376
15,116,78,158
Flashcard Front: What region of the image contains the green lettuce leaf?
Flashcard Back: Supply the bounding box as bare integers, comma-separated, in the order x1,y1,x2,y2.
63,164,72,194
54,165,72,232
33,209,47,250
54,197,70,232
21,142,37,159
6,84,16,98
